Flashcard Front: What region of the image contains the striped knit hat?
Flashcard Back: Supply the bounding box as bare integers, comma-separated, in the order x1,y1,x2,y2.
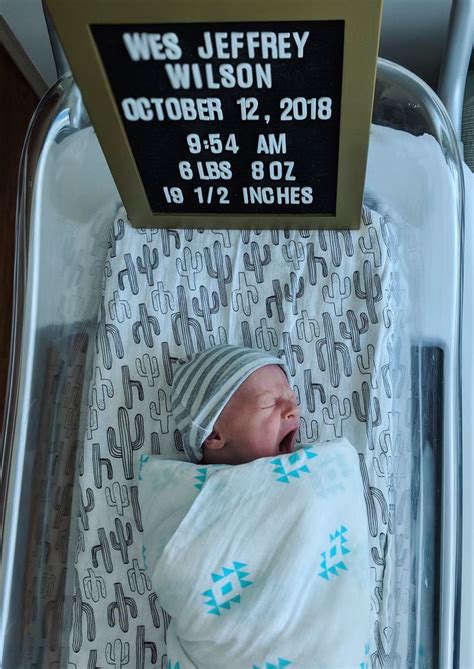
171,345,289,463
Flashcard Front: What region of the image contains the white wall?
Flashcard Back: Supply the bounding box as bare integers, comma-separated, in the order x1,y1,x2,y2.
0,0,453,91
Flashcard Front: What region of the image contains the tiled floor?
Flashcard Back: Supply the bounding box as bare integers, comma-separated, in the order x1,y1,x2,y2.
0,43,39,426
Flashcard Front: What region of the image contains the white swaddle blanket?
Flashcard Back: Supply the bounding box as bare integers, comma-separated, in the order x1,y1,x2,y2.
138,438,372,668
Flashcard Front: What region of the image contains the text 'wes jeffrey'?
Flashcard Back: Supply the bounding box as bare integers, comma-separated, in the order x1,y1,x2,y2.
122,31,311,90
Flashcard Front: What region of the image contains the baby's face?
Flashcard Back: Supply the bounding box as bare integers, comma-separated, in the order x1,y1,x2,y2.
203,365,300,465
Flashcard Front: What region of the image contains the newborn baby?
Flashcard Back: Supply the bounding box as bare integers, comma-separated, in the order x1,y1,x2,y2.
143,344,372,668
171,344,300,464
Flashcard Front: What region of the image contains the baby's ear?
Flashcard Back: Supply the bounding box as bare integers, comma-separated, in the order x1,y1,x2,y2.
203,429,225,451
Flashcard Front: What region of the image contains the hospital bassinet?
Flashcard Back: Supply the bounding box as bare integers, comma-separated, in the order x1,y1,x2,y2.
0,57,465,668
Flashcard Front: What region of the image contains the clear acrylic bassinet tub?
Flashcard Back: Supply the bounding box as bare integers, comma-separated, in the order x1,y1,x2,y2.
0,58,464,668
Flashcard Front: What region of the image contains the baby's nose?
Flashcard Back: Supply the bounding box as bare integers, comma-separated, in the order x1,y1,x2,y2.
283,396,299,420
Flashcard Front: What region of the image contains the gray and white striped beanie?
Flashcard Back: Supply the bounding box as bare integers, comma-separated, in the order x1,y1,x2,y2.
171,345,289,463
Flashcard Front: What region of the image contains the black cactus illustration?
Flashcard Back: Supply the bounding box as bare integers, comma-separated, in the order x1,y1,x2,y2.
358,454,389,537
127,558,152,594
171,285,205,357
136,354,160,387
284,272,304,315
71,569,96,652
299,416,319,442
319,229,354,266
107,583,138,632
43,568,66,651
241,228,251,244
132,303,160,347
161,607,172,644
322,395,351,437
74,530,85,563
361,205,372,227
86,407,99,440
161,228,180,257
315,312,352,387
359,226,382,267
265,279,285,323
118,254,139,295
88,649,98,669
105,481,130,516
303,369,326,413
232,272,258,315
151,431,161,455
353,381,382,451
270,228,290,245
241,321,253,348
340,309,369,352
149,592,161,628
371,531,388,568
357,344,378,389
174,428,184,452
322,273,351,316
150,388,172,433
136,244,159,286
102,260,113,290
255,318,278,351
91,527,113,573
378,413,407,482
243,241,271,283
110,518,133,564
109,290,131,323
96,298,125,370
192,285,219,331
381,336,406,399
105,638,130,668
354,260,382,324
90,365,114,411
176,246,203,290
161,342,179,386
78,486,95,531
130,486,143,532
208,326,227,347
371,619,401,669
380,213,400,262
211,228,232,247
83,567,107,602
108,216,125,258
306,243,328,285
204,240,232,306
136,625,157,669
282,240,305,270
296,310,320,343
137,227,159,243
107,408,144,480
92,442,113,489
152,281,175,314
278,332,303,377
122,365,144,409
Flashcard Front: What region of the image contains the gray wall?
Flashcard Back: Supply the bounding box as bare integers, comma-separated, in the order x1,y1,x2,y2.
0,0,453,91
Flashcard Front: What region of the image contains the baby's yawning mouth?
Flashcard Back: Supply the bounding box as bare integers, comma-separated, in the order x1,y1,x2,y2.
278,427,298,454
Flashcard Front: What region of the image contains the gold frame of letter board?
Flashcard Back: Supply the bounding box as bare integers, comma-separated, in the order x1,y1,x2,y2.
45,0,382,230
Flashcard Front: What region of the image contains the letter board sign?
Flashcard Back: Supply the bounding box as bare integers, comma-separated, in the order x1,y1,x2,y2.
45,0,383,229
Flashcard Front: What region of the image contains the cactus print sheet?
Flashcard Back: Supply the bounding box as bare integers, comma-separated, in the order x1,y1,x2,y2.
68,204,411,667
